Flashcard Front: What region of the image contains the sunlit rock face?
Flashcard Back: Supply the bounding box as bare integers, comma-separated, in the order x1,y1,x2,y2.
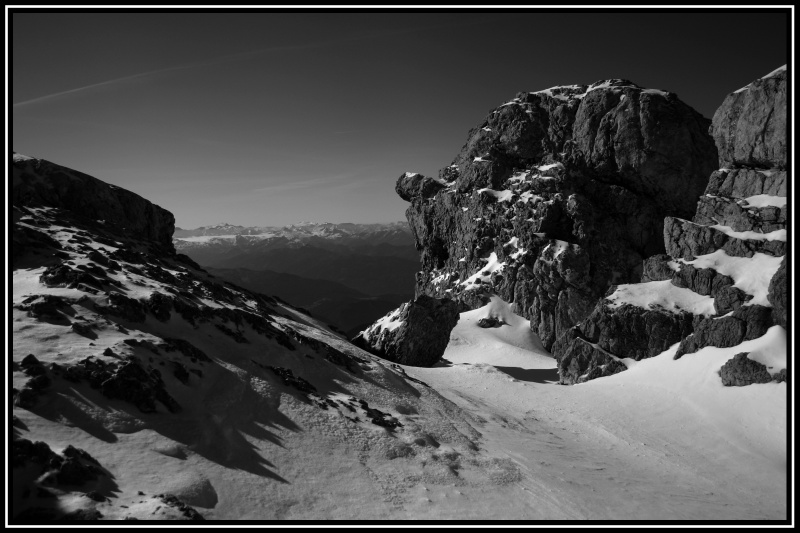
396,79,718,358
555,67,787,384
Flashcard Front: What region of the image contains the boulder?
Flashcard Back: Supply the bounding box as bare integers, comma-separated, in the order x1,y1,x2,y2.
352,295,459,367
718,352,774,386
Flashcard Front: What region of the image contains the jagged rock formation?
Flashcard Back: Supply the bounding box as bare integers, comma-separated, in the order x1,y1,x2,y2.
11,154,503,521
352,295,459,366
397,79,718,357
557,66,787,384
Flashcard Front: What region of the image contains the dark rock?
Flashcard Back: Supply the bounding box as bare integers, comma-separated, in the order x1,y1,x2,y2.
675,305,773,359
21,354,42,368
71,321,96,338
641,254,675,282
704,168,786,198
400,80,717,361
712,66,786,169
562,299,695,363
664,217,786,260
352,295,459,367
719,352,773,386
157,493,205,520
556,330,628,385
767,257,786,329
477,317,504,328
102,292,146,322
265,366,317,394
12,155,175,250
144,292,173,322
395,172,446,201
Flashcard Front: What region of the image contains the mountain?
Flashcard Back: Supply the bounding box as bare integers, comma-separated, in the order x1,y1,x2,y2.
205,267,410,338
173,222,420,298
10,154,505,521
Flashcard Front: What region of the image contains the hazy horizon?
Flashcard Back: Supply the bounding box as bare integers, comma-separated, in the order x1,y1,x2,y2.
12,10,788,228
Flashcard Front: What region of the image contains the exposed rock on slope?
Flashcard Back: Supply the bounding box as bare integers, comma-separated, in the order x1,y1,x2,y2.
11,154,514,521
396,79,718,356
352,295,459,366
712,65,787,170
12,153,175,252
557,66,787,384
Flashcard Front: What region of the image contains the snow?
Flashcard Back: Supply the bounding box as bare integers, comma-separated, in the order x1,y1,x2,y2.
761,64,786,79
460,252,505,286
12,189,788,520
368,307,405,333
404,171,420,178
517,191,542,204
742,194,786,208
710,225,787,242
476,188,514,202
13,152,36,162
732,65,784,94
473,156,490,162
606,280,717,316
537,162,563,171
677,250,783,307
481,127,492,132
401,295,786,520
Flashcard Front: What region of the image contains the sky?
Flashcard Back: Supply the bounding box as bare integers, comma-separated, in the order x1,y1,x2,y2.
10,9,790,229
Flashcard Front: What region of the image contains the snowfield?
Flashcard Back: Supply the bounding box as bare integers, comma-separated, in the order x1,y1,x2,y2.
403,297,787,520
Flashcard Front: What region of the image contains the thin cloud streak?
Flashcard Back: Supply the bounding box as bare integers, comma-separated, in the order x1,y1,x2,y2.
13,18,484,109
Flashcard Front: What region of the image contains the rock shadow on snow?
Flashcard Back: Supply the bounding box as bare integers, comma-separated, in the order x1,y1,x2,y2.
493,366,559,384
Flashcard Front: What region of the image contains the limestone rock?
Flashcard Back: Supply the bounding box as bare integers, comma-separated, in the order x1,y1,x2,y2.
767,257,787,329
11,154,175,250
718,352,774,386
352,295,459,367
712,66,786,169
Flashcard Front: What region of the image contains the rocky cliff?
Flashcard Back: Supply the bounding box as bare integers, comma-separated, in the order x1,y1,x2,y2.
557,66,787,384
12,153,175,253
397,79,718,357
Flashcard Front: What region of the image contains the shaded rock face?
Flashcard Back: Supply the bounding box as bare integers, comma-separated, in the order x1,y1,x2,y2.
12,154,175,252
398,79,717,356
712,66,786,169
767,257,787,329
718,352,784,386
352,295,459,367
554,66,787,384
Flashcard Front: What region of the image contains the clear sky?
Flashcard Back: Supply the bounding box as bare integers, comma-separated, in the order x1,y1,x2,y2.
11,9,789,229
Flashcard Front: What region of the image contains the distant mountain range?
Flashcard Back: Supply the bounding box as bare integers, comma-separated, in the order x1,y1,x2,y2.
174,222,420,333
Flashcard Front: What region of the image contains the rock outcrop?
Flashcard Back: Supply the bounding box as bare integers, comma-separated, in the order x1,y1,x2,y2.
556,66,787,383
352,295,459,366
718,352,784,386
712,66,786,170
12,153,175,252
395,79,717,358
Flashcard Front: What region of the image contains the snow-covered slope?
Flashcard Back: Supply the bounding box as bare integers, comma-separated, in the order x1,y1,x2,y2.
9,154,531,521
403,297,787,519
